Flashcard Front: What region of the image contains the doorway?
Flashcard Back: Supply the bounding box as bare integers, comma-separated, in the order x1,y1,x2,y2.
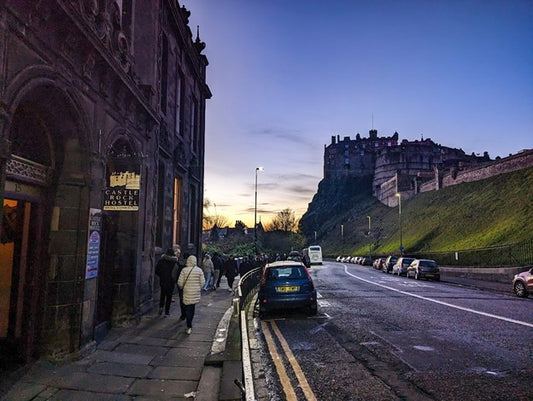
0,195,44,371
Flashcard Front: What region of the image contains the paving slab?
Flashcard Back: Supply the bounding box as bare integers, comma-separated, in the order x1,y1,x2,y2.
46,389,132,401
126,378,197,397
90,349,155,365
149,366,202,380
114,343,169,357
86,361,153,378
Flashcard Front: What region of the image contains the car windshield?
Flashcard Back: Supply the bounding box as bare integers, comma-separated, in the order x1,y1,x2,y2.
402,258,414,265
267,267,306,281
419,260,437,268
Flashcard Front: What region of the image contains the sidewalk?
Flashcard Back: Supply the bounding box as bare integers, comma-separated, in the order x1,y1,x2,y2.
2,284,243,401
441,274,512,294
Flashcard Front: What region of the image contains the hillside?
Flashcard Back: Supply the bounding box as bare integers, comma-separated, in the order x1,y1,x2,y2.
299,167,533,266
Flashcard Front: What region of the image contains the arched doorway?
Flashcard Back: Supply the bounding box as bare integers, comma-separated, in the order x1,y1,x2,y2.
1,85,90,364
95,137,140,339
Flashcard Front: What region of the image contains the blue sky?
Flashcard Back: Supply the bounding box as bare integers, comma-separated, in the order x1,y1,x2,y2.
181,0,533,227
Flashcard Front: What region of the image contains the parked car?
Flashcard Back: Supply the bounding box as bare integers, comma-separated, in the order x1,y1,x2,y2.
287,250,303,262
258,261,318,316
406,259,440,281
361,257,373,266
373,258,385,270
382,255,398,274
392,257,415,276
512,267,533,298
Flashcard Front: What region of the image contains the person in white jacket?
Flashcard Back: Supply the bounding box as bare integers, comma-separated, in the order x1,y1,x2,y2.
178,255,205,334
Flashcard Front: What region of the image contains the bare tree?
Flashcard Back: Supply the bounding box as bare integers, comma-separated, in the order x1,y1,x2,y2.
266,208,299,232
203,198,229,230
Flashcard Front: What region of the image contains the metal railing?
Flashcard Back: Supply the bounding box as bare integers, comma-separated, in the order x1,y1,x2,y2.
235,267,262,401
236,267,262,312
408,240,533,267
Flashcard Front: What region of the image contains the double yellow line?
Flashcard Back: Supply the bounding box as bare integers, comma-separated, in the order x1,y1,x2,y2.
261,320,317,401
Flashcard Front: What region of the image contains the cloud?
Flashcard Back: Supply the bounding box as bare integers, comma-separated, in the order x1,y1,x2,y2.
252,126,317,149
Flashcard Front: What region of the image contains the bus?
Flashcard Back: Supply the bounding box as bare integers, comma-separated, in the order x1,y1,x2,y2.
304,245,322,265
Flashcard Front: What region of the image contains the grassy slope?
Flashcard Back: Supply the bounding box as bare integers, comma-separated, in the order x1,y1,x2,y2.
316,167,533,257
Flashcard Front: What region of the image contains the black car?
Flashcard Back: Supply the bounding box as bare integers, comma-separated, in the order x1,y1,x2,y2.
406,259,440,281
258,261,317,317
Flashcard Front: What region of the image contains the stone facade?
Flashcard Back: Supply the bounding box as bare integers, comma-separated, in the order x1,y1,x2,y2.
0,1,210,362
323,129,532,207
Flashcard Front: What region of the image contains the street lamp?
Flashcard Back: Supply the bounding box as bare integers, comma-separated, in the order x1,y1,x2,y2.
395,193,403,255
254,166,264,252
366,215,371,259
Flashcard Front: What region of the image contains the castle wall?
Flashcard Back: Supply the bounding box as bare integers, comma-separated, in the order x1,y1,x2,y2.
441,149,533,188
322,129,532,208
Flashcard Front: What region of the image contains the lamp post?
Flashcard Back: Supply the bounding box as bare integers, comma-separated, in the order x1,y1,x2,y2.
254,167,264,253
366,215,371,259
395,193,403,255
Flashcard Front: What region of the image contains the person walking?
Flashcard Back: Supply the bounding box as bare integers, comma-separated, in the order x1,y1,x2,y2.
223,255,238,293
155,248,178,316
173,245,187,320
212,252,223,290
201,253,215,291
177,255,205,334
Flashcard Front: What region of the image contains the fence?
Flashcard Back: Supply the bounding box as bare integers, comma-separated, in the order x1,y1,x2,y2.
409,240,533,267
236,267,262,312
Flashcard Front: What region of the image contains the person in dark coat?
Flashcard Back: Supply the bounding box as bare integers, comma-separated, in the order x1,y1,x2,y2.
224,255,238,292
212,252,223,290
155,248,178,316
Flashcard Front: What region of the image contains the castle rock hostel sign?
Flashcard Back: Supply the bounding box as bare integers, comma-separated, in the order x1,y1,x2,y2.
104,167,141,211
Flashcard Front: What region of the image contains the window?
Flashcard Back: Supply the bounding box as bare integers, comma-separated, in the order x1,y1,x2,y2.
156,162,165,246
173,177,182,245
190,96,198,153
188,184,197,244
175,71,185,136
161,33,168,114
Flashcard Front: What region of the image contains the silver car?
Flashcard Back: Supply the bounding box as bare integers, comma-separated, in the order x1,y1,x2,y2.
512,267,533,298
392,257,415,276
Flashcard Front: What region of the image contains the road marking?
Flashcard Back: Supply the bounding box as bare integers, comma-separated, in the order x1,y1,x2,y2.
270,321,318,401
261,321,297,401
343,265,533,328
261,321,318,401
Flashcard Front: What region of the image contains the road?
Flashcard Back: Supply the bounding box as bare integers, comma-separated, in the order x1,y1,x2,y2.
254,261,533,401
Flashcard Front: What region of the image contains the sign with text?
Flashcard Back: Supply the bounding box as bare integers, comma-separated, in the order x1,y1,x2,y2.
103,169,141,211
85,208,101,279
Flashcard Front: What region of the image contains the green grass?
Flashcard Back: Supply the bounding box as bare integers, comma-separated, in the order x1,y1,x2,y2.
303,167,533,265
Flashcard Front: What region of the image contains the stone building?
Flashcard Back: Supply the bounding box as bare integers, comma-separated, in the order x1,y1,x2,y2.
0,1,210,363
324,130,491,206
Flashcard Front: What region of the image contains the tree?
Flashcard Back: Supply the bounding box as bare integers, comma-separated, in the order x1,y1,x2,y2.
203,198,229,230
266,208,299,232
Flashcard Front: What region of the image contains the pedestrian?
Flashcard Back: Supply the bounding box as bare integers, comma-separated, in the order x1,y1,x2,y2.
223,255,238,293
174,246,188,320
155,248,178,317
177,255,205,334
212,252,223,290
201,253,215,291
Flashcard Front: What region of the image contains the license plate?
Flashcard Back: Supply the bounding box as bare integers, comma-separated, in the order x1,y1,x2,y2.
276,286,299,293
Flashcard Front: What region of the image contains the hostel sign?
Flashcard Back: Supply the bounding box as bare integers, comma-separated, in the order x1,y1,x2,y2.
104,169,141,211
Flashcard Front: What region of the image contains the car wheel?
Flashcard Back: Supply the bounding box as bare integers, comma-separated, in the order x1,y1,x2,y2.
308,304,318,316
514,281,528,298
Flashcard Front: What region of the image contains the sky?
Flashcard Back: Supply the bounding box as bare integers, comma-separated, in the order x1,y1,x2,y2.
180,0,533,228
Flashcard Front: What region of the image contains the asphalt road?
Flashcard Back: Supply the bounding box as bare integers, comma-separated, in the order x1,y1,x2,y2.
254,261,533,401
